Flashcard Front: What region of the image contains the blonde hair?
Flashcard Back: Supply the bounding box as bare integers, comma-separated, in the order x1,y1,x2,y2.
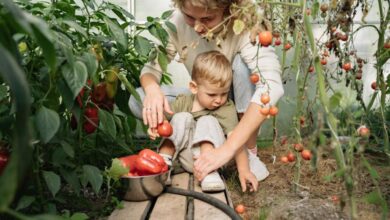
192,51,232,88
172,0,239,12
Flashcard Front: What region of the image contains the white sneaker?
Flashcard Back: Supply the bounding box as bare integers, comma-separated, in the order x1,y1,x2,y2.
201,171,225,192
248,150,269,181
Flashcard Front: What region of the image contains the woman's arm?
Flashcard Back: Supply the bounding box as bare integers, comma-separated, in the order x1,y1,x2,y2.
234,142,258,192
194,102,267,180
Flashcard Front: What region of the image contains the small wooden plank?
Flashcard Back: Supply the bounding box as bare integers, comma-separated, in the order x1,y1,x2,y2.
149,173,190,220
108,200,151,220
193,175,230,220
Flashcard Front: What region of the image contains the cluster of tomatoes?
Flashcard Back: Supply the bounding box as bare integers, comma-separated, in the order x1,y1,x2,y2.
280,143,312,163
258,31,291,50
71,67,119,134
119,149,168,177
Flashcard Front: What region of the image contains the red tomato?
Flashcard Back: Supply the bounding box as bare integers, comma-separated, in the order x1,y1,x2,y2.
299,116,305,126
0,150,9,175
280,156,289,163
371,82,377,90
235,204,245,214
258,31,273,47
284,43,292,50
84,107,99,134
357,125,370,137
260,93,270,105
308,66,314,73
135,156,162,175
92,82,107,103
250,74,259,84
331,195,339,203
356,69,362,80
269,106,279,116
301,149,312,160
287,152,295,162
119,155,139,173
293,143,304,152
139,149,166,167
76,80,92,107
274,38,282,46
320,58,327,65
259,107,270,116
157,120,173,137
340,34,348,41
385,42,390,49
343,62,352,71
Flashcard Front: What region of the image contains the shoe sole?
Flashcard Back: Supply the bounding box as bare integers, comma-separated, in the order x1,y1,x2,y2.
201,186,226,192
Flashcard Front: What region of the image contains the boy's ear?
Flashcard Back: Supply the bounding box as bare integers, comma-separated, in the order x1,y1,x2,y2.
189,80,198,94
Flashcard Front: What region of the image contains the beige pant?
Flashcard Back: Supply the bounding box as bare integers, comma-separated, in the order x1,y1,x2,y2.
160,112,225,173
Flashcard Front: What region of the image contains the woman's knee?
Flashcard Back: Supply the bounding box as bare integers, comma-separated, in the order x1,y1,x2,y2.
196,115,219,125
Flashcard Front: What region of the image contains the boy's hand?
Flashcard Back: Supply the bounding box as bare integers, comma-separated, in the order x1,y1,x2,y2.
147,127,160,140
238,171,258,192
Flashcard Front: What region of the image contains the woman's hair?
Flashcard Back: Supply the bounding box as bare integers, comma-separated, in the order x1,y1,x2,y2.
192,51,232,88
172,0,239,11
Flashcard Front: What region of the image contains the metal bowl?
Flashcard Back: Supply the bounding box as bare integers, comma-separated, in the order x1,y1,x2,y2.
120,171,169,201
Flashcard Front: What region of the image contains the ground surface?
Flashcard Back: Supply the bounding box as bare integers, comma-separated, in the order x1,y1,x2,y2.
224,140,390,220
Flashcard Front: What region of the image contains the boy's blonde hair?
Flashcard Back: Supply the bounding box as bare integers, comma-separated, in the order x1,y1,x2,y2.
172,0,239,11
192,51,232,88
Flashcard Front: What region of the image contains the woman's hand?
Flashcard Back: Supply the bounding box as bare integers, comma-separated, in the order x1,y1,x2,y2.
238,171,258,192
147,127,159,140
193,146,235,181
142,84,173,128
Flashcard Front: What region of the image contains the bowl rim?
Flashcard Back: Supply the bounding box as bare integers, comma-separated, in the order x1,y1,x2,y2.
121,169,170,179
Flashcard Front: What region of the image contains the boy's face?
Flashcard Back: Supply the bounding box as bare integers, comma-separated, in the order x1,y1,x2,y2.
190,80,230,110
181,1,225,35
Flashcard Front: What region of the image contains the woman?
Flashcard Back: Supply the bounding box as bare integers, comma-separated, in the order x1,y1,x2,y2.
129,0,284,181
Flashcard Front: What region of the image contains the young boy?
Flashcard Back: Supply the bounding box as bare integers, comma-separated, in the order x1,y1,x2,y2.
148,51,258,192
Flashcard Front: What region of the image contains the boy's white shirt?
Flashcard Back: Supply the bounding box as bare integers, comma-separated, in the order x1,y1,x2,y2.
141,9,284,106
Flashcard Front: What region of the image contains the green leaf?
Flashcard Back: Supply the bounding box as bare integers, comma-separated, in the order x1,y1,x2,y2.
233,19,245,35
161,10,174,19
62,61,88,100
60,169,80,195
83,165,103,194
108,158,129,181
32,214,66,220
60,141,74,158
27,13,56,70
165,21,177,33
80,52,98,79
70,213,89,220
61,20,88,39
134,35,152,57
329,92,342,109
98,109,117,139
0,85,7,101
15,196,35,211
35,106,60,144
364,191,383,205
42,171,61,197
103,16,127,49
158,51,168,72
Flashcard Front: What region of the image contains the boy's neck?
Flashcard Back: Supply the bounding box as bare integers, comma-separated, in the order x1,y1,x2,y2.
191,96,205,112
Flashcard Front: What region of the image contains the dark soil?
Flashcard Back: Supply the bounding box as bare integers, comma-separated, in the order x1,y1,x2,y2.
224,141,390,220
